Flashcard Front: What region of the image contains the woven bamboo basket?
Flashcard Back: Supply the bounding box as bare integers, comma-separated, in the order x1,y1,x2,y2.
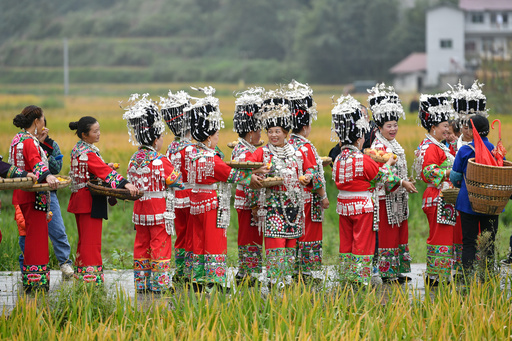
465,158,512,215
87,180,144,201
441,188,459,205
261,177,284,188
227,140,264,149
320,156,332,167
224,161,265,169
0,177,35,190
24,175,71,192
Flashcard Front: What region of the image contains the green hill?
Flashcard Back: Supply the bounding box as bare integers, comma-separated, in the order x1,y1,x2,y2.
0,0,432,84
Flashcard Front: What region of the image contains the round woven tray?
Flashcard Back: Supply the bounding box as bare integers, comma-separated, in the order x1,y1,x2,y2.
225,161,265,169
24,176,71,192
0,177,35,190
320,156,332,167
261,177,284,188
441,188,459,205
363,148,389,163
87,181,144,201
227,140,264,149
465,158,512,215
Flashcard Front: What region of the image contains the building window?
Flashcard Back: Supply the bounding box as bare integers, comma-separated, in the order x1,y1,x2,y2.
471,13,484,23
465,41,476,52
491,13,508,26
440,39,452,49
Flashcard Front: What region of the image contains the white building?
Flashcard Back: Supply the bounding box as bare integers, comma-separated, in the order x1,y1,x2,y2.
392,0,512,91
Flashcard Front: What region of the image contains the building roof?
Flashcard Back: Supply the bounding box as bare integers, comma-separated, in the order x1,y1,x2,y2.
459,0,512,11
389,52,426,74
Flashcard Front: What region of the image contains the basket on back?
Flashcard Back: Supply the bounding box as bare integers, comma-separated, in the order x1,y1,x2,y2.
465,158,512,215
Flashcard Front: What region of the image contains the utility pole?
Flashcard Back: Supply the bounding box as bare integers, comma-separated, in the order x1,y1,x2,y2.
63,38,69,96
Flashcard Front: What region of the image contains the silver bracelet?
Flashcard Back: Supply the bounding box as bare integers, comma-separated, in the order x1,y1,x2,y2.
320,193,328,200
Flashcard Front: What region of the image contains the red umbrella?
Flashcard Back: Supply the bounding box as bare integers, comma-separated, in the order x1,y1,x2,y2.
471,118,498,166
491,119,506,166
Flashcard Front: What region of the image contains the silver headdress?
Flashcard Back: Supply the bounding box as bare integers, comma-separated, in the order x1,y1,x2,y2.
331,95,370,143
122,93,165,146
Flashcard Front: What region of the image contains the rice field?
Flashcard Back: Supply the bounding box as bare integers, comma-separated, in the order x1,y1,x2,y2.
1,83,512,339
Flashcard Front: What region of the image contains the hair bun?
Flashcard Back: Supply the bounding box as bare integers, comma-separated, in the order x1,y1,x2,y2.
69,121,79,130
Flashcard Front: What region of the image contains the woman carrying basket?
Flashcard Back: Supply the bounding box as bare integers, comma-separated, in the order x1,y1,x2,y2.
367,84,417,284
231,87,265,285
331,95,400,285
450,111,499,273
68,116,139,285
187,87,267,292
10,105,59,291
246,91,315,286
123,93,184,293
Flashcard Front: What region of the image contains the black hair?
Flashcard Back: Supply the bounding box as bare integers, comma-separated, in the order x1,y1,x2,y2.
13,105,43,129
470,115,490,137
69,116,98,140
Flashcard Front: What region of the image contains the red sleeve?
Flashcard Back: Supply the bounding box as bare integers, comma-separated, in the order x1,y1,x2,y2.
213,155,234,182
87,152,127,188
302,144,318,167
246,148,264,162
22,140,43,171
422,144,446,169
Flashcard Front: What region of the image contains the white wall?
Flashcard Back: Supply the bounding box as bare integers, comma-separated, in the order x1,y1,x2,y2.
426,6,465,87
392,72,425,93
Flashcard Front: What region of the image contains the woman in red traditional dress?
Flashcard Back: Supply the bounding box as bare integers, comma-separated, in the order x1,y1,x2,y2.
161,90,194,283
9,105,55,291
231,87,265,285
367,84,417,284
286,81,329,282
68,116,139,285
414,94,456,286
124,93,184,293
331,95,400,285
187,87,267,292
247,92,314,286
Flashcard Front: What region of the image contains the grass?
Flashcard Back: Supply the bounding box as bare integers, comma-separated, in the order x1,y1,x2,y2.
2,274,512,339
0,83,512,272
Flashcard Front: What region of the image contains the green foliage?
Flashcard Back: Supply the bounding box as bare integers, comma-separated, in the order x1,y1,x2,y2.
0,0,429,84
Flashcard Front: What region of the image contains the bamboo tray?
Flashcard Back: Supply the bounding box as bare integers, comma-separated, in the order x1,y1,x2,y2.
227,140,264,148
441,188,459,205
225,161,265,169
0,177,35,190
23,176,71,192
261,177,284,188
87,180,144,201
320,156,332,167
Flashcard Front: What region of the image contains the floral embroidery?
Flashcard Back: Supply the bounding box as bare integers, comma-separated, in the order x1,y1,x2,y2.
426,245,453,277
75,265,104,285
150,259,172,292
398,244,412,273
174,248,187,277
6,164,24,178
134,258,151,290
22,264,50,289
192,253,227,285
238,244,263,276
266,248,295,281
297,241,322,273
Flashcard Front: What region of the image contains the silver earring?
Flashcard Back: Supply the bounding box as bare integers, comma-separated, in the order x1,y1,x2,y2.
249,135,253,144
208,140,211,148
34,127,38,135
